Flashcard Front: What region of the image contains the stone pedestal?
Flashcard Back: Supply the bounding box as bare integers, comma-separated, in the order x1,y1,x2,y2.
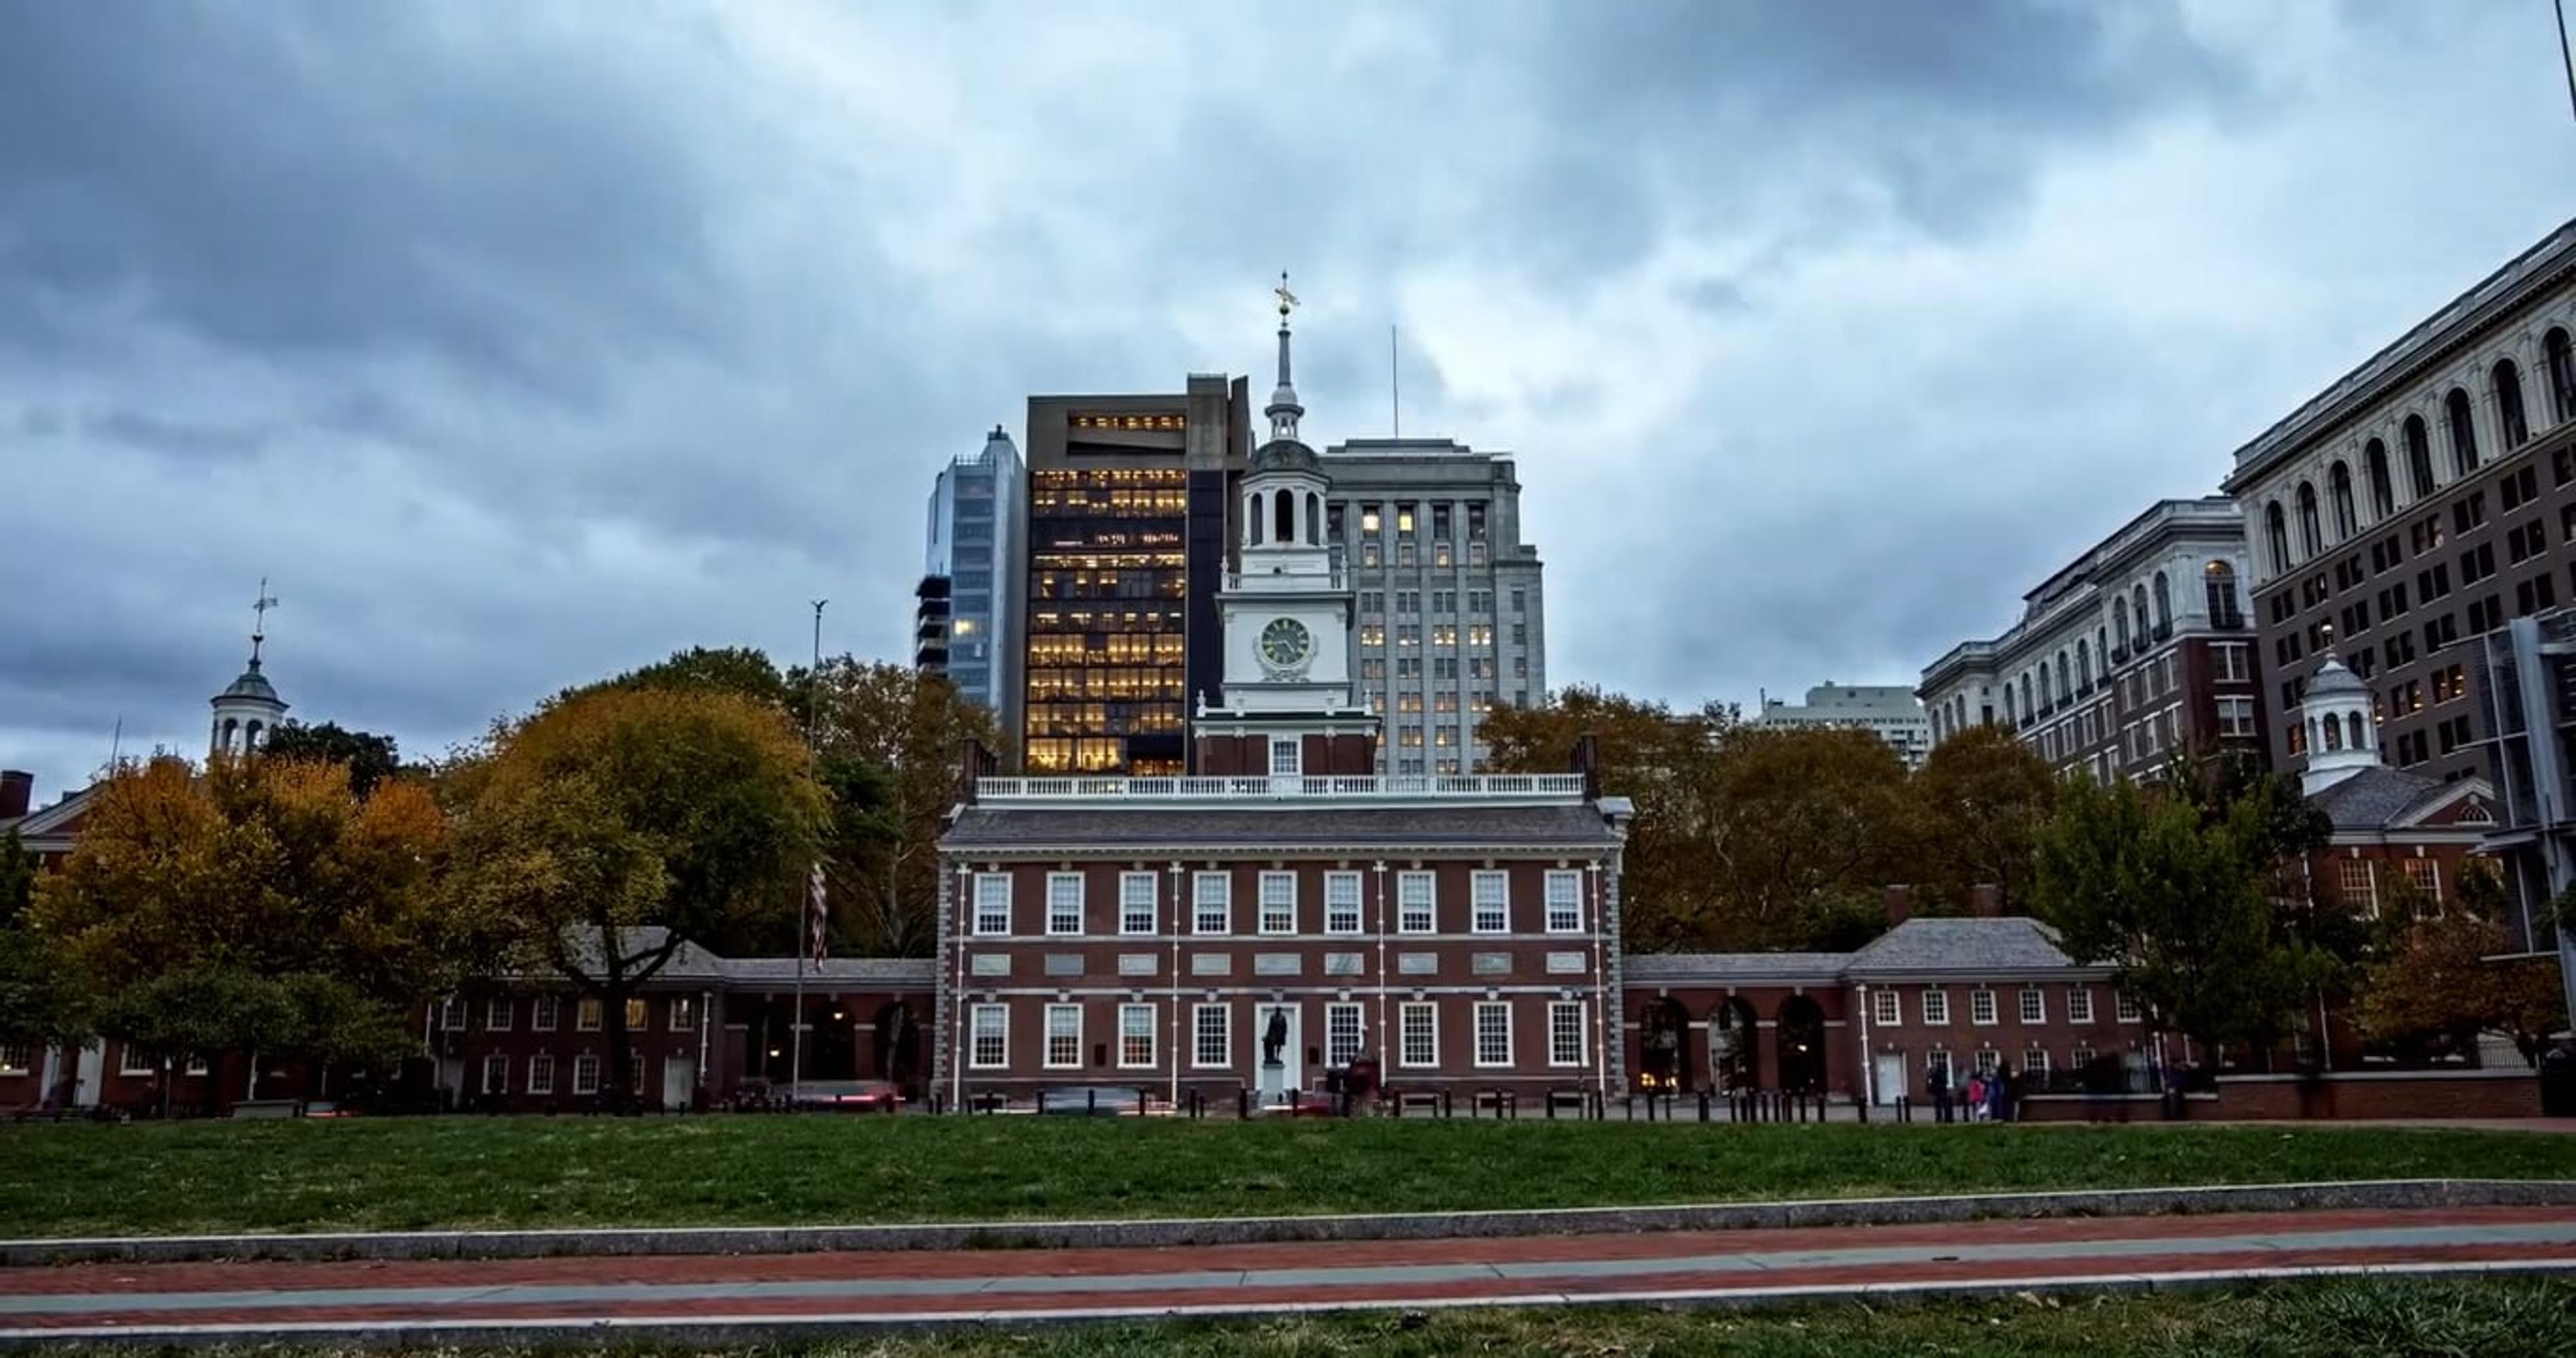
1258,1058,1286,1104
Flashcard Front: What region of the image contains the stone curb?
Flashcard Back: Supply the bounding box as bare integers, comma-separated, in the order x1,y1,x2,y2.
3,1257,2573,1347
5,1178,2573,1267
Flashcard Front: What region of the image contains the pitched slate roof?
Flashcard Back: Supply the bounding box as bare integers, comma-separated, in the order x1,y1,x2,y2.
1844,916,2076,975
1624,951,1850,984
2309,766,2447,830
943,802,1622,851
543,927,935,988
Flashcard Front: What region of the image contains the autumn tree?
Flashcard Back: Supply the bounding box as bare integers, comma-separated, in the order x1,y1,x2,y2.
1905,725,2058,914
32,754,455,1097
443,686,825,1110
572,645,794,713
1699,725,1913,949
262,721,404,797
0,827,87,1055
2359,913,2565,1066
798,659,1000,958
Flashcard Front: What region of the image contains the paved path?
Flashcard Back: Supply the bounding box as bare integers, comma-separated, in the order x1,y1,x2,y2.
5,1206,2573,1342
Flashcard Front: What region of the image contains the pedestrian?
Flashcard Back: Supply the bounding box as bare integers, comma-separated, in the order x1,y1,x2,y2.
1992,1062,2015,1124
1928,1063,1952,1125
1965,1071,1986,1121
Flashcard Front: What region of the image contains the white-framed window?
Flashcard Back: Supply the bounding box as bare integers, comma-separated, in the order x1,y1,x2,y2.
1399,1002,1438,1067
184,1053,209,1076
2404,857,2442,900
573,1053,602,1095
1970,989,1998,1025
1471,871,1509,934
1046,872,1085,936
973,872,1012,936
970,1004,1009,1069
2211,641,2251,682
1326,1002,1365,1067
533,994,561,1032
119,1046,156,1077
2019,988,2045,1025
1324,872,1362,935
1925,1046,1952,1082
0,1043,29,1076
2115,992,2143,1024
2024,1048,2051,1078
2068,987,2094,1024
1974,1048,2000,1076
1193,871,1232,935
1043,1004,1082,1069
528,1053,556,1095
1544,870,1582,933
2341,859,2377,915
481,1053,509,1095
1270,737,1300,777
669,996,697,1032
1871,989,1900,1027
1118,1003,1156,1068
439,994,466,1031
1258,872,1297,935
1397,872,1436,933
625,998,649,1030
1120,872,1157,935
2070,1045,2096,1072
1921,990,1949,1025
485,996,513,1031
2216,696,2257,737
1192,1004,1230,1068
631,1053,645,1097
1548,1001,1585,1067
1472,1001,1513,1067
576,996,602,1031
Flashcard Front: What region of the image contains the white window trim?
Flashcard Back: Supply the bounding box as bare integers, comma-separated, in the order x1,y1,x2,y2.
1921,990,1949,1025
117,1047,157,1077
969,1003,1010,1069
1258,871,1297,936
481,1053,509,1095
572,1053,602,1096
2023,1047,2051,1076
1970,989,1998,1026
1045,872,1085,937
1324,871,1364,936
1872,988,1901,1028
527,1053,555,1096
1547,1000,1585,1068
1543,870,1582,935
1470,870,1509,935
576,997,604,1032
2068,987,2094,1025
669,996,697,1033
2019,988,2047,1025
532,994,560,1032
1193,871,1232,936
1399,1001,1439,1068
2115,992,2143,1024
1472,1000,1514,1068
1269,736,1301,777
1119,872,1158,936
485,996,513,1032
1326,1002,1366,1068
0,1044,30,1076
1042,1003,1083,1070
1397,872,1436,934
1118,1002,1157,1069
973,872,1013,937
1191,1003,1232,1069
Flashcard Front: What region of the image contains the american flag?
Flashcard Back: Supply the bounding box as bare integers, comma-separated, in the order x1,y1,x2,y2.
807,862,829,963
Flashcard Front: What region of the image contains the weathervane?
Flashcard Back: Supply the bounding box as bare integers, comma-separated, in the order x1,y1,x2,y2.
250,578,278,665
1275,271,1297,321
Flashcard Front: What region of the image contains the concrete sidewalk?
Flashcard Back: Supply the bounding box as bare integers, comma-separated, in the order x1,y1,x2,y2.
3,1205,2571,1343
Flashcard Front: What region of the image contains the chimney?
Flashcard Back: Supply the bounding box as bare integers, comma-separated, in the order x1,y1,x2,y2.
1882,884,1911,927
1571,733,1601,799
1969,883,2002,919
0,770,30,821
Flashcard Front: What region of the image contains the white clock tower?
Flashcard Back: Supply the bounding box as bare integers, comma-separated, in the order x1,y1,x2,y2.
1195,277,1377,776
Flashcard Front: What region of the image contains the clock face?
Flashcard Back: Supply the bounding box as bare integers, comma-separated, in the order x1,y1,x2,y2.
1259,617,1312,670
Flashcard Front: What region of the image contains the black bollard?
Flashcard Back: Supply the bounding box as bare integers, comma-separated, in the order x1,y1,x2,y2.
1698,1090,1710,1122
1443,1089,1454,1119
1238,1086,1249,1120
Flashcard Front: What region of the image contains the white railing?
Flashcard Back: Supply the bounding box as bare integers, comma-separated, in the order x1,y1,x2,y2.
978,773,1589,801
1224,569,1348,592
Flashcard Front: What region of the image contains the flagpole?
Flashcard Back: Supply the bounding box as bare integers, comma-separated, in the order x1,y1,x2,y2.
792,599,826,1105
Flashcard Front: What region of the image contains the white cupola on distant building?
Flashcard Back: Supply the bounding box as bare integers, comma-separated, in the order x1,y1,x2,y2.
2298,654,2378,795
209,582,288,759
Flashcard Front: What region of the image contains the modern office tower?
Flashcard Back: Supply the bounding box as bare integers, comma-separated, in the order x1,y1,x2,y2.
1752,682,1932,770
1919,498,2261,782
1020,377,1252,774
917,426,1024,734
1320,438,1546,775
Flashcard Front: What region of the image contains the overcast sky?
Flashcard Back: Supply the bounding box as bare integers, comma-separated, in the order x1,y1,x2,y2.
7,1,2576,800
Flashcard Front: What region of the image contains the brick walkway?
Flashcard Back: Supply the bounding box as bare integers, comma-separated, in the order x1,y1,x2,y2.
6,1206,2573,1340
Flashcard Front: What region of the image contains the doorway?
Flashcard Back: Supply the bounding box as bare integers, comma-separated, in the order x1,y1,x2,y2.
661,1055,696,1112
1872,1051,1908,1106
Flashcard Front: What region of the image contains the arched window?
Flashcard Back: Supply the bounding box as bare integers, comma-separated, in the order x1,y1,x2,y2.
2548,327,2576,423
2328,461,2355,539
2263,502,2290,574
2205,560,2240,627
2076,639,2092,688
2495,360,2530,449
1273,487,1294,544
2114,596,2131,650
2404,415,2436,497
2019,674,2033,723
2445,387,2479,475
2096,626,2109,673
1305,492,1320,545
1245,492,1264,545
2004,685,2018,724
2346,712,2365,750
2132,584,2149,637
2365,439,2394,517
2295,482,2321,558
2152,570,2171,631
2039,666,2053,711
2322,715,2343,752
2055,652,2070,702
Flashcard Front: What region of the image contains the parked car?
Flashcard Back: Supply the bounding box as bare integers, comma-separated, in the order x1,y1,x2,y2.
784,1080,904,1113
1035,1086,1168,1116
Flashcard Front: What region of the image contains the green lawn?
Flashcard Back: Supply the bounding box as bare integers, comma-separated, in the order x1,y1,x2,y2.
44,1280,2576,1355
1,1116,2570,1238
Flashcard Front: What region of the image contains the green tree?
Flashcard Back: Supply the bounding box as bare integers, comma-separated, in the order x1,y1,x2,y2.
0,827,34,927
1700,725,1913,950
798,660,1000,959
0,827,88,1055
443,686,825,1110
1906,725,2059,915
262,721,404,797
32,754,455,1101
2359,912,2565,1066
569,645,793,712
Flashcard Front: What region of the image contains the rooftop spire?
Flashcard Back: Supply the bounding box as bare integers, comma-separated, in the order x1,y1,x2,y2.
248,577,278,670
1267,271,1303,444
